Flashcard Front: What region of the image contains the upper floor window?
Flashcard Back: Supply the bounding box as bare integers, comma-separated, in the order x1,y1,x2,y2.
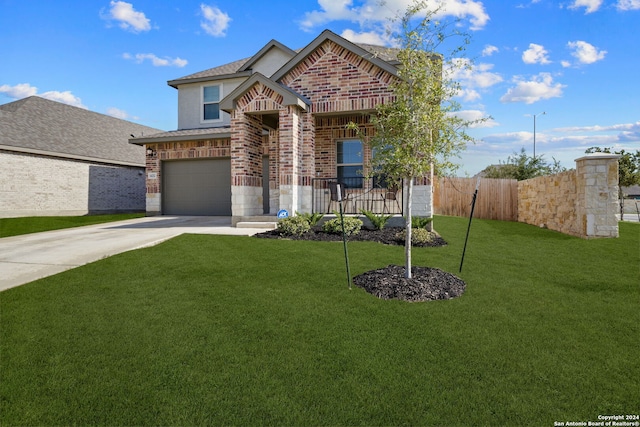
203,84,221,122
337,140,363,188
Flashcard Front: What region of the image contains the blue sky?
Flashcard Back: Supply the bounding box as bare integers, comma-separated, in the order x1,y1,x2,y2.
1,0,638,175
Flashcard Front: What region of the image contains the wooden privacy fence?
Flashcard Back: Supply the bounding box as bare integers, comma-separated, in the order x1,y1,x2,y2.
434,177,518,221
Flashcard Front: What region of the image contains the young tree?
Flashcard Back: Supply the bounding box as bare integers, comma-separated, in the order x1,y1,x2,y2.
482,148,565,180
585,147,640,220
349,1,486,278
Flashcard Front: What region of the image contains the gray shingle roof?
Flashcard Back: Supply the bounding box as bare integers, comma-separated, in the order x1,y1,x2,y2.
0,96,162,166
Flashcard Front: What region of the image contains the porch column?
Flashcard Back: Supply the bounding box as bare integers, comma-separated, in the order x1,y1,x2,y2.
278,106,308,215
230,110,264,218
300,112,315,213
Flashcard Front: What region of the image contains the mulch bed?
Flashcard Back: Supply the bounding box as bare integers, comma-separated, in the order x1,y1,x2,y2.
254,227,466,302
254,226,447,247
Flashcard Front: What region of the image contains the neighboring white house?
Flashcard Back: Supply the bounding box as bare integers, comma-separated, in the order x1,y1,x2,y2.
0,96,162,218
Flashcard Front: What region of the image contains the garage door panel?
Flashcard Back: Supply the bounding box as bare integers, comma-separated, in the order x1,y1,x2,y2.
163,159,231,215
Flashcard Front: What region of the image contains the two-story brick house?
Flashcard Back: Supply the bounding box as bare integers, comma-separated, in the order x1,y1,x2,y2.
131,29,432,222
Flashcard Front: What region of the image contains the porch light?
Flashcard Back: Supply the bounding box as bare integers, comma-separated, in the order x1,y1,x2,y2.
146,147,157,157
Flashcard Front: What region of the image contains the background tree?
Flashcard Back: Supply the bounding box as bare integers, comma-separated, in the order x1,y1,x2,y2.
349,0,486,279
481,148,565,181
585,147,640,219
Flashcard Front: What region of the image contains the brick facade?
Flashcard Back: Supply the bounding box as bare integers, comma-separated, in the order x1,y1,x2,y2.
280,40,396,115
141,31,407,219
0,150,144,217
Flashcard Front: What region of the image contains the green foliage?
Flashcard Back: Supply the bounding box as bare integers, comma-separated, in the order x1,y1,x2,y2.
360,209,392,230
322,216,363,236
482,148,566,180
347,2,487,185
295,211,325,227
410,216,433,229
395,227,436,245
277,215,310,236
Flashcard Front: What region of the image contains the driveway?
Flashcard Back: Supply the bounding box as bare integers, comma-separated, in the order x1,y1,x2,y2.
0,216,267,292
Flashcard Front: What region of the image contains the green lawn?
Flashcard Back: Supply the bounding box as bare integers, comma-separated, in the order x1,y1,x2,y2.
0,213,145,238
1,217,638,426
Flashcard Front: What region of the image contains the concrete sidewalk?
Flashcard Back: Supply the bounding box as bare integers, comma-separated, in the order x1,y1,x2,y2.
0,216,266,292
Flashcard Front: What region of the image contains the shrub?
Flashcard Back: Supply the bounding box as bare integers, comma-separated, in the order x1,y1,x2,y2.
395,228,436,245
360,209,392,230
322,216,363,236
277,216,310,236
295,211,325,227
411,216,433,229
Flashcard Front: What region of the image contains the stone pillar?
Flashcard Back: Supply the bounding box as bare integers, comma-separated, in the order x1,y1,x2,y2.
230,111,264,218
575,153,620,238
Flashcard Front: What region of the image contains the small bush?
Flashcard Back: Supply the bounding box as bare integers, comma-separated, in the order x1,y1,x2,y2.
411,216,433,229
395,227,436,245
322,216,363,236
295,211,325,227
360,209,392,230
277,216,310,236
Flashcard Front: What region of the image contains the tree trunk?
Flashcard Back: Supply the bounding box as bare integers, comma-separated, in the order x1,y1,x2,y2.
429,160,435,231
405,178,413,279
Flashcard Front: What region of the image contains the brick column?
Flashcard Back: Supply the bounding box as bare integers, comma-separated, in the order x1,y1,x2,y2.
575,153,620,238
278,106,304,215
230,111,264,217
300,112,315,213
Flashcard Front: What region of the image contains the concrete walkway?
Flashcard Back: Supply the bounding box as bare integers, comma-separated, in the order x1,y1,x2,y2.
0,216,266,292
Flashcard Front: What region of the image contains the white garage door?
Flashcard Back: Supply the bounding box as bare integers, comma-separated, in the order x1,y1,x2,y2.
163,159,231,215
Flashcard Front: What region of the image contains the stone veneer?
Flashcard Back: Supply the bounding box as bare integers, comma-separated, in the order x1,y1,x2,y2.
517,154,620,238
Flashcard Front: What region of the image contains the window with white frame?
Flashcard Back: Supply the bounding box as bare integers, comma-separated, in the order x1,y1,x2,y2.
202,84,221,122
337,140,363,188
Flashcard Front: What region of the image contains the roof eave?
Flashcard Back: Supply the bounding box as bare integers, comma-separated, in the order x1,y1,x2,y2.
129,130,232,145
219,73,311,113
167,71,253,88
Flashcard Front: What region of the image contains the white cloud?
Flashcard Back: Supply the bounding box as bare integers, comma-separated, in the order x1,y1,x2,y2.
200,4,231,37
0,82,38,99
551,121,640,133
40,91,87,109
300,0,490,32
104,1,151,33
568,0,603,13
482,45,499,57
455,109,499,128
449,60,502,102
341,29,388,45
500,73,565,104
617,0,640,10
0,83,87,109
106,107,138,120
123,53,188,67
567,40,606,64
561,60,572,68
522,43,551,64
